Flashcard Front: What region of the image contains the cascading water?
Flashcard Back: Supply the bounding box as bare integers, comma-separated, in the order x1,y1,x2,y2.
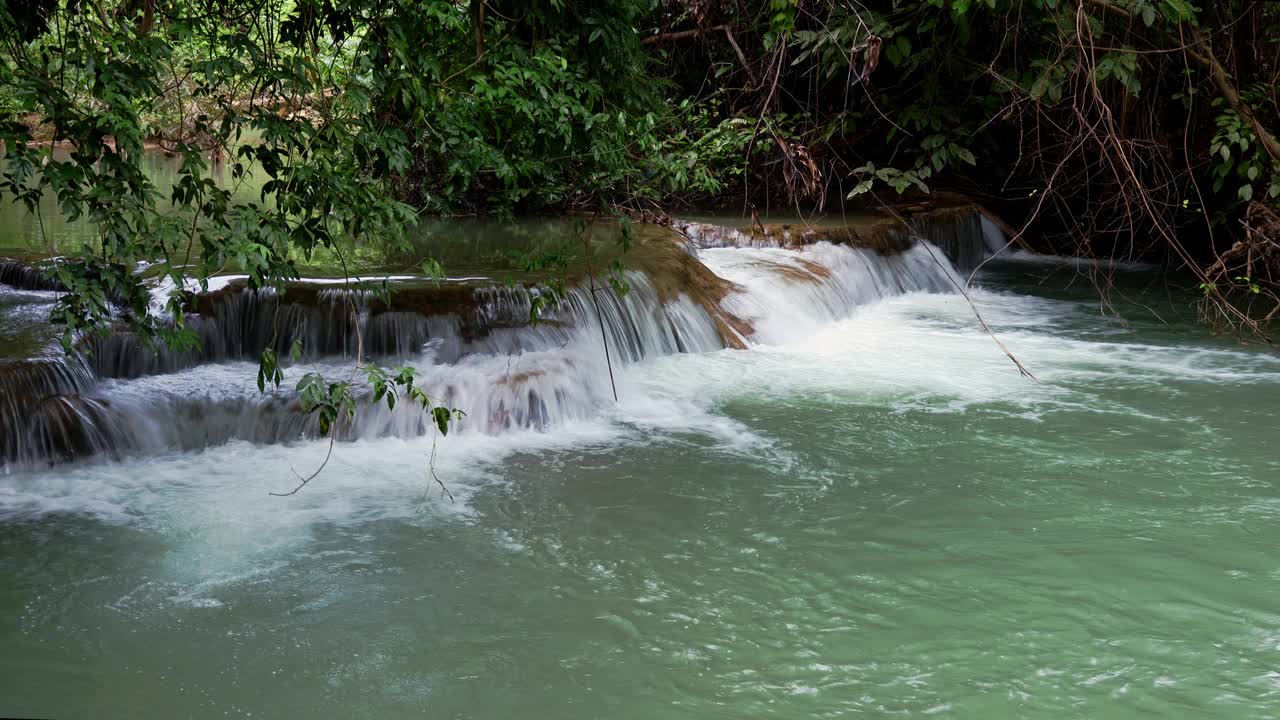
87,286,440,379
0,269,733,468
0,207,1009,471
700,241,962,345
0,259,65,292
910,209,1011,270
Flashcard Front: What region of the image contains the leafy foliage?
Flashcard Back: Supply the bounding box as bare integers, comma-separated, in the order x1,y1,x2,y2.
0,0,460,437
3,0,1280,365
1210,104,1280,206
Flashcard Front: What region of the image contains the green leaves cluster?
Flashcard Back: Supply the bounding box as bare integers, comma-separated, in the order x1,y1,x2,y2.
2,0,421,353
363,364,463,436
1210,104,1280,205
0,0,484,441
376,0,669,213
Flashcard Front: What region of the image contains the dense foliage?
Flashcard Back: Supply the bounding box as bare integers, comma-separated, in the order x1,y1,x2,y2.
1,0,1278,366
645,0,1279,329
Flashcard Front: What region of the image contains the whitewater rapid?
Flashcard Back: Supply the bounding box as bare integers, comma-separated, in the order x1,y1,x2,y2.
3,218,974,468
4,243,1278,533
4,207,1279,534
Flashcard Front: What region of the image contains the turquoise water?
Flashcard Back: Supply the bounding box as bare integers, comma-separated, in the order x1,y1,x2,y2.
2,253,1278,717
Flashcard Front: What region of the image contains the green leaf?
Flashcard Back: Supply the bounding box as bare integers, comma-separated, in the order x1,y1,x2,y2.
1030,72,1050,100
420,258,446,285
847,179,874,197
432,406,452,436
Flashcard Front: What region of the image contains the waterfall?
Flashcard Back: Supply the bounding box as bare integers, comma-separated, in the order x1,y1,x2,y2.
0,357,97,467
87,288,436,378
701,241,961,345
0,259,65,292
0,207,1010,471
676,207,1008,271
1,271,728,469
910,209,1012,270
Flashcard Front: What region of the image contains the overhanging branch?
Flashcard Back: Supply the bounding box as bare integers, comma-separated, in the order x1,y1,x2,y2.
642,25,758,87
1082,0,1280,161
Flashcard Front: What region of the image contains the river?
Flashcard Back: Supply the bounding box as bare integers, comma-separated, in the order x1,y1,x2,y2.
1,175,1279,717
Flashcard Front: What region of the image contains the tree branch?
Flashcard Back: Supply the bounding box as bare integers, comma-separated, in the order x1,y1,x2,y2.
1185,26,1280,162
641,25,758,86
1082,0,1280,161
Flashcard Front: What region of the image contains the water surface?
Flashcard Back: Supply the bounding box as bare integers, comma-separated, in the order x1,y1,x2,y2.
2,246,1278,717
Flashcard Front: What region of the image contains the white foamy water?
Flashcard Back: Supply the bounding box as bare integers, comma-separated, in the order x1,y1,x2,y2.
702,241,959,345
4,215,1277,530
7,269,1277,527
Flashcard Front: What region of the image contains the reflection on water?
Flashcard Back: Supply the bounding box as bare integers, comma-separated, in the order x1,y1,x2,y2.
0,149,632,280
0,149,264,259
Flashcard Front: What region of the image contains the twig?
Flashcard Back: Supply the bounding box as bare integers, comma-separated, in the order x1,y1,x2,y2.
641,25,758,87
922,240,1038,380
581,217,619,402
270,432,336,496
428,432,455,503
881,200,1037,379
